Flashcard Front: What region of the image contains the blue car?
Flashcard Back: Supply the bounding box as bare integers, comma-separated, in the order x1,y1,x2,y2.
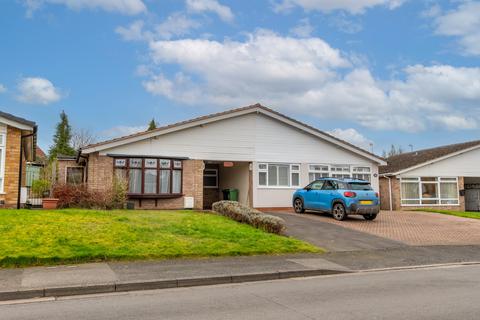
292,178,380,221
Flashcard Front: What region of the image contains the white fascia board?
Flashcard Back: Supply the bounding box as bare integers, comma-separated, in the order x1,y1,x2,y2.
0,117,35,131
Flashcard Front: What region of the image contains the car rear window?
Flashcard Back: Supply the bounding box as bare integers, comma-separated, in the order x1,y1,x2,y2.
348,182,373,191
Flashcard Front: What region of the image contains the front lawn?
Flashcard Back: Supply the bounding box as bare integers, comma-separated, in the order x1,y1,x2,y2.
415,209,480,220
0,209,320,267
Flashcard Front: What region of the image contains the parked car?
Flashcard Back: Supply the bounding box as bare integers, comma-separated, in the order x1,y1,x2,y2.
292,178,380,221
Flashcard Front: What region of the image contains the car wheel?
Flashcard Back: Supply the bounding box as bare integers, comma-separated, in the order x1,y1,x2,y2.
332,203,347,221
293,198,305,214
363,214,377,221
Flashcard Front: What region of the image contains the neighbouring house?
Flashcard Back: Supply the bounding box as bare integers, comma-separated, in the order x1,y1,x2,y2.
379,140,480,212
55,154,85,185
78,104,386,210
0,111,37,208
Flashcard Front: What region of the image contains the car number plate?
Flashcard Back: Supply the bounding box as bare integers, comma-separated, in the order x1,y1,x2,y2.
360,200,373,205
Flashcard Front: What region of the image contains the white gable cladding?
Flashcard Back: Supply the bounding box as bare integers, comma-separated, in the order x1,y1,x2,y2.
101,113,374,165
400,147,480,177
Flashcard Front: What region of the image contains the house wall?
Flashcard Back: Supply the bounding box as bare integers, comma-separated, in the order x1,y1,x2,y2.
56,159,82,184
0,125,23,208
379,176,466,211
100,113,380,209
218,162,250,206
86,152,204,210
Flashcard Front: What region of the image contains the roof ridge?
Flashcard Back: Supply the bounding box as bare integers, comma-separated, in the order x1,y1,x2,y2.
388,139,480,159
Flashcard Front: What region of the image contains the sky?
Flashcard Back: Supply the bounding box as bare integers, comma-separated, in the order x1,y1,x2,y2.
1,0,479,155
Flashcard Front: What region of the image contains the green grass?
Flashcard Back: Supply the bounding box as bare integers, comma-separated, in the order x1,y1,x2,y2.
415,209,480,220
0,209,320,268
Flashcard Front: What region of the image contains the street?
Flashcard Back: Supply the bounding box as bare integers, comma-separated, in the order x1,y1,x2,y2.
2,264,480,320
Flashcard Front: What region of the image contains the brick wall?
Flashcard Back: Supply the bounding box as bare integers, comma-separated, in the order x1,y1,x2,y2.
0,126,24,208
379,176,465,211
56,159,81,184
86,154,204,210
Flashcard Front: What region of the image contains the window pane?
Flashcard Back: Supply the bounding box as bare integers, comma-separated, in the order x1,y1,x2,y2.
115,168,127,182
115,159,126,167
291,165,300,171
278,165,290,186
422,199,439,205
401,199,420,205
129,169,142,193
259,172,267,186
204,176,217,187
441,199,459,205
309,165,328,172
129,158,142,168
353,173,371,181
160,170,170,193
292,172,299,186
144,169,157,194
172,170,181,193
353,167,370,173
440,182,458,199
422,183,438,198
310,181,324,190
401,183,419,199
173,160,182,169
421,177,437,181
66,167,83,185
160,159,171,168
258,164,267,170
268,165,277,186
145,159,157,168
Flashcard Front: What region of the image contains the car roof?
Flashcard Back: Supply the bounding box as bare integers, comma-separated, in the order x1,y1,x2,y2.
315,177,370,183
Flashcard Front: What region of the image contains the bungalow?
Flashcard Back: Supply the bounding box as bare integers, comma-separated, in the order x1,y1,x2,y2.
379,140,480,212
80,104,386,210
0,111,37,208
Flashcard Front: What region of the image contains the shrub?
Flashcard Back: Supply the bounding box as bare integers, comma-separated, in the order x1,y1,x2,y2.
212,200,285,234
31,179,51,197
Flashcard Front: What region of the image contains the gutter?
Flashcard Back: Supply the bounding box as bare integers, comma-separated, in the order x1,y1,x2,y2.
17,126,37,209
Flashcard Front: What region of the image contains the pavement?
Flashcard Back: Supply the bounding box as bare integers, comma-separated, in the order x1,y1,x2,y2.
2,209,480,301
3,264,480,319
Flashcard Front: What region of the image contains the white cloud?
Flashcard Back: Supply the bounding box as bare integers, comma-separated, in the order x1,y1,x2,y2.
273,0,406,15
100,125,146,139
290,18,314,37
116,14,201,42
328,128,373,151
17,77,62,105
432,1,480,55
23,0,146,17
140,30,480,133
0,84,6,93
430,115,477,131
186,0,234,22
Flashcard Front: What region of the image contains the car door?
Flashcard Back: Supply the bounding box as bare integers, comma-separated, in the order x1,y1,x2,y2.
319,181,337,211
303,181,324,210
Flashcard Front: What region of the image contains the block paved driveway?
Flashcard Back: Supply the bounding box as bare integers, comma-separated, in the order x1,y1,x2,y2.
270,210,480,251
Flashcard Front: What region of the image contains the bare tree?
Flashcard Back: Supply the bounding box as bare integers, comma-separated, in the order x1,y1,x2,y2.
71,128,97,150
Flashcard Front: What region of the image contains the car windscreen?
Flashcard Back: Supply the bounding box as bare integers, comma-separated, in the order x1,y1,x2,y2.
348,182,373,191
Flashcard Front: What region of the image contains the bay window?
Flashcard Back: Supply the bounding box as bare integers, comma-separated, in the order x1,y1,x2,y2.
114,157,182,196
400,177,459,206
258,163,300,187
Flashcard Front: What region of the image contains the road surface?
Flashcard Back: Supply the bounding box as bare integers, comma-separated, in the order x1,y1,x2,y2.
2,264,480,320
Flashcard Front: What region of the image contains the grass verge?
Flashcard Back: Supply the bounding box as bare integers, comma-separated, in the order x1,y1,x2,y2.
0,209,320,268
415,209,480,220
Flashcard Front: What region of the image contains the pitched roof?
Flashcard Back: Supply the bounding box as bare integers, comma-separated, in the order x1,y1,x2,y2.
0,110,36,129
82,103,385,164
380,140,480,175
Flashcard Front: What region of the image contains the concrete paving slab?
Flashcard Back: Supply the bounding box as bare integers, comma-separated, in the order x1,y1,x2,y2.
0,268,23,291
21,263,118,289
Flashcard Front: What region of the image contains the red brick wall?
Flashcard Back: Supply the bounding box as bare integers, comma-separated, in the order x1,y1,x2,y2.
380,176,465,211
0,126,25,208
86,153,204,210
56,159,82,184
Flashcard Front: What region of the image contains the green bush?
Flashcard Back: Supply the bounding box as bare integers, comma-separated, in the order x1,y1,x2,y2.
31,179,51,197
212,201,286,234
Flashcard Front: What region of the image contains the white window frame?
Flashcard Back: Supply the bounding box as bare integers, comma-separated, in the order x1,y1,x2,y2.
308,164,372,183
400,177,460,206
203,169,218,189
258,163,300,188
0,132,5,193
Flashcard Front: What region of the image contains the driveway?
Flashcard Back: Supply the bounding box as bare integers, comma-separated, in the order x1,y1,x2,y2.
271,210,480,250
270,211,405,252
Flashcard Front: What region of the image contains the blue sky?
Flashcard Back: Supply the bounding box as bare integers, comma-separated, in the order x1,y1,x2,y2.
1,0,479,155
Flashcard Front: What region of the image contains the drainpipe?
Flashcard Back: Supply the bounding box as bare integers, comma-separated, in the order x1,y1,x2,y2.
17,126,37,209
385,175,393,211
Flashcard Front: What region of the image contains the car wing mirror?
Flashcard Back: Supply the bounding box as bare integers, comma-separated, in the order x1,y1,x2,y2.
304,187,311,191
